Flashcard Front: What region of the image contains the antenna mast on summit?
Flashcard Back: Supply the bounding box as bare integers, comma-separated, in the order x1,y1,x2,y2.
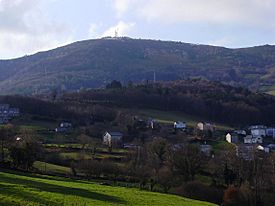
115,29,118,38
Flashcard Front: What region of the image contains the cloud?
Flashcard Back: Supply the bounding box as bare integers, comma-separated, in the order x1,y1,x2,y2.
0,0,73,59
111,0,275,27
113,0,132,16
88,23,100,38
101,21,136,37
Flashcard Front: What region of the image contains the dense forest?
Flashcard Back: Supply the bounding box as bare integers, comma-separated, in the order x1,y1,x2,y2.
62,79,275,126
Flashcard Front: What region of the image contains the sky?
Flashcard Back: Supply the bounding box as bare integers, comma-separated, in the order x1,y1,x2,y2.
0,0,275,59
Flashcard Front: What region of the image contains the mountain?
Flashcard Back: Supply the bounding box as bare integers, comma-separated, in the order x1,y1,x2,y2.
0,37,275,95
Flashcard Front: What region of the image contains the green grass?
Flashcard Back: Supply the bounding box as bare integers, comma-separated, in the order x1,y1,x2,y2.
138,109,232,130
267,90,275,96
19,125,47,132
33,161,71,175
0,171,217,206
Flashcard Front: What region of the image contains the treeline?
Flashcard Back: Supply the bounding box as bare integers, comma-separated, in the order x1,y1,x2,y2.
62,80,275,126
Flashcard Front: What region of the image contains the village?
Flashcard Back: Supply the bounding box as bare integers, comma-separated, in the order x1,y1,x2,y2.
1,102,275,162
1,95,275,205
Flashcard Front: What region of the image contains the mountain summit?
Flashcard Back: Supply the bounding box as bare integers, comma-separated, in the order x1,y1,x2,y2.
0,37,274,94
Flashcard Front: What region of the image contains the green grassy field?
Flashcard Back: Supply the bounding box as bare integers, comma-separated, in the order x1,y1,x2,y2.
33,161,71,175
0,171,217,206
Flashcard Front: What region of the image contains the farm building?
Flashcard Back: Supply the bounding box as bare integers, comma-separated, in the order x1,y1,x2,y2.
197,122,215,132
226,133,239,144
103,131,123,148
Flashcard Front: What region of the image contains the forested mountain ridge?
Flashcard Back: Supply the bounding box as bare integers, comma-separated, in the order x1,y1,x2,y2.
0,37,275,94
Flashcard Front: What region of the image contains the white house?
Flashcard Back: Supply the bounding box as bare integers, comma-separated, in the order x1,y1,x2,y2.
249,125,266,138
244,135,263,144
256,145,270,153
197,122,215,132
226,133,239,144
103,131,123,148
174,121,187,131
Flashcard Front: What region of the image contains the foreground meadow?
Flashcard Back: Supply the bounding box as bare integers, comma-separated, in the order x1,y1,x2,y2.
0,171,217,206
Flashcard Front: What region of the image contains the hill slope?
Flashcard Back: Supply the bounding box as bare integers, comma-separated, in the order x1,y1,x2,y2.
62,80,275,125
0,171,216,206
0,37,275,94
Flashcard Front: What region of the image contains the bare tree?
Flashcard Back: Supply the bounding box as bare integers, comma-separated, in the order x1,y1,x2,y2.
173,144,202,181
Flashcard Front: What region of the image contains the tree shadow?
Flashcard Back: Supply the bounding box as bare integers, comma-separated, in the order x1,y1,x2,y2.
0,173,126,205
0,183,63,206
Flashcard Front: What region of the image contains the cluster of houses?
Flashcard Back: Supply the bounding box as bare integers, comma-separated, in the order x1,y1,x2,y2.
55,122,73,133
226,125,275,144
0,104,20,124
102,120,214,149
226,125,275,158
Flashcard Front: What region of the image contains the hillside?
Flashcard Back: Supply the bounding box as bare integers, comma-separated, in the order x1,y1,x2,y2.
0,171,216,206
0,37,275,94
62,80,275,126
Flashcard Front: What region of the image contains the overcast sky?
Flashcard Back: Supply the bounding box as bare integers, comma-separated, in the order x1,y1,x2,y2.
0,0,275,59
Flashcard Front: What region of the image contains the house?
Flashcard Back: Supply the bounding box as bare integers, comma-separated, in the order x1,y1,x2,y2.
226,130,246,144
174,121,187,131
249,125,267,138
244,135,263,144
147,119,160,130
256,145,270,153
266,128,275,138
60,122,72,128
226,133,239,144
55,122,72,133
197,122,215,132
103,131,123,148
55,127,68,133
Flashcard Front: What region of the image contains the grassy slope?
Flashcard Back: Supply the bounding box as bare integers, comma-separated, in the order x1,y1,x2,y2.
33,161,71,175
0,171,217,206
